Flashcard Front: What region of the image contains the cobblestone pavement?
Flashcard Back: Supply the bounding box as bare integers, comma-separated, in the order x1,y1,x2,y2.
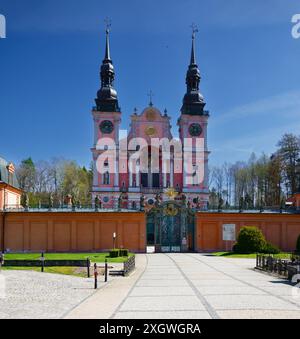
0,270,97,319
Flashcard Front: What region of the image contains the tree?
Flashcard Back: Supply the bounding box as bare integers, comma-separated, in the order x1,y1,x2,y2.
277,134,300,195
16,157,36,192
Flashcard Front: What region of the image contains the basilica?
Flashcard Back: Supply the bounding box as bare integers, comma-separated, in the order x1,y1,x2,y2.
91,28,210,211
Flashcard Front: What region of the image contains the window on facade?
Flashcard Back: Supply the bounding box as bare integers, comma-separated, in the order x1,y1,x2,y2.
103,172,110,185
192,165,198,186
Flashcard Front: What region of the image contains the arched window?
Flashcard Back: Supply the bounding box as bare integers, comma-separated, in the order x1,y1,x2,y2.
103,171,110,185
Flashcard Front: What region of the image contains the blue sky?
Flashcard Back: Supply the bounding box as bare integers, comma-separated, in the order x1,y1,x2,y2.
0,0,300,167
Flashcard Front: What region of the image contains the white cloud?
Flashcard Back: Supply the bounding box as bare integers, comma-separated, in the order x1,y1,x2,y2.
213,89,300,124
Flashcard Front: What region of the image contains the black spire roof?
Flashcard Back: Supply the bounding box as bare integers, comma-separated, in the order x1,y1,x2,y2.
95,28,120,112
181,29,208,116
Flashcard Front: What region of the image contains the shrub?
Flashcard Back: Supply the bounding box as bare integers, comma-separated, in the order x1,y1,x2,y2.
262,242,281,254
109,249,120,258
296,235,300,253
233,226,266,254
119,249,129,257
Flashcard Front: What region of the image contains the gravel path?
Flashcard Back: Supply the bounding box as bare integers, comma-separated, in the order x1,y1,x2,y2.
0,270,97,319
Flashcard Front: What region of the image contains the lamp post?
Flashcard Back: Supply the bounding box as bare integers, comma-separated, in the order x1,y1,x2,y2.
113,232,117,250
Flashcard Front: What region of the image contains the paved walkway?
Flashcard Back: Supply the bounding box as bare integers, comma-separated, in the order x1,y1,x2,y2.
65,253,300,319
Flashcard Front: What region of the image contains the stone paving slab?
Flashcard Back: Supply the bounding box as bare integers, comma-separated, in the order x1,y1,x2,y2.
217,310,300,319
191,279,246,287
196,285,267,296
119,295,207,312
260,285,297,296
114,310,212,319
130,286,195,297
137,279,188,287
205,294,299,311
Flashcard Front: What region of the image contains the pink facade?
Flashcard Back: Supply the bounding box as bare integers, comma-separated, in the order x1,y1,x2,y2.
91,28,209,209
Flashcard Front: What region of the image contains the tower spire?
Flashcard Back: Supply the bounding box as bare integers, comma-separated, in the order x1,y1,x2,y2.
190,23,198,65
95,19,120,112
180,24,207,116
104,18,111,61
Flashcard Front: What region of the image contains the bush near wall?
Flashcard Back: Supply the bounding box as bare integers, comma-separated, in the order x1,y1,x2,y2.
233,226,280,254
109,249,129,258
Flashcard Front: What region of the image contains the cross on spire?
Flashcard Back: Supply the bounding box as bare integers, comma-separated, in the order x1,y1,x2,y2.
190,23,198,65
103,18,112,61
104,17,112,34
148,90,154,107
191,23,198,39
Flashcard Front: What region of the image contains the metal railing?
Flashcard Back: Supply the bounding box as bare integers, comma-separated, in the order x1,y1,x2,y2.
256,254,300,281
140,187,163,194
123,255,135,276
1,203,299,214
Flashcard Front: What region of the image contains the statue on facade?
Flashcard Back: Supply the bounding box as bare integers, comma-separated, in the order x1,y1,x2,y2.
94,196,99,212
196,197,201,210
155,193,162,207
140,195,146,211
24,193,29,212
181,194,187,207
98,197,102,210
218,196,224,212
118,194,123,211
48,194,54,211
71,195,76,211
239,197,244,212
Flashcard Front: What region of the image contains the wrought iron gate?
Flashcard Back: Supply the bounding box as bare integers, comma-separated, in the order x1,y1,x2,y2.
146,201,195,252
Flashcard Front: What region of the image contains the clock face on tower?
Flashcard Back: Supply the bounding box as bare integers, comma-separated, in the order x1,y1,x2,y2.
189,123,202,137
99,120,114,134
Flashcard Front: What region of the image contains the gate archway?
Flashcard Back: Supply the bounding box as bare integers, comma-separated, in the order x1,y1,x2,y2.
146,201,195,252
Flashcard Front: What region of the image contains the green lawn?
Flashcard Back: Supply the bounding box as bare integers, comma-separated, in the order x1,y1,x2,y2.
3,252,133,263
212,252,291,259
1,252,133,277
0,266,87,278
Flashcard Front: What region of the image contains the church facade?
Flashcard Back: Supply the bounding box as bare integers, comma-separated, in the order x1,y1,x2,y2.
91,28,210,211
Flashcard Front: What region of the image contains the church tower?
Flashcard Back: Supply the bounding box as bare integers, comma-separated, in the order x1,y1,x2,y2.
91,26,121,207
177,28,210,209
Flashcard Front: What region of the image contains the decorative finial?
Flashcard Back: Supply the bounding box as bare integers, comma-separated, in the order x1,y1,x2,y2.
164,108,168,115
191,23,198,39
104,17,112,34
190,23,198,65
134,107,138,114
148,90,154,107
